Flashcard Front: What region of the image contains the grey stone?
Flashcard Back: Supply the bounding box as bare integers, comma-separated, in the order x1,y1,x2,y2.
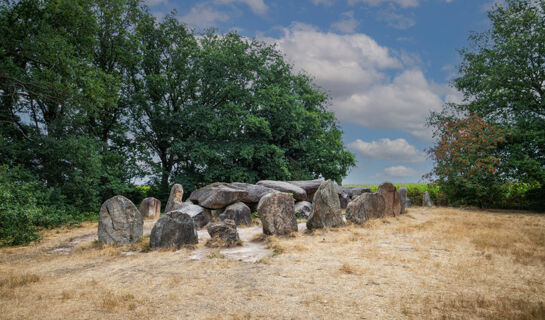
257,192,298,236
189,182,248,209
288,179,324,201
217,201,252,226
294,201,312,219
398,187,408,214
207,219,240,247
307,180,345,230
230,182,276,203
98,195,143,245
138,197,161,218
346,193,386,224
378,182,401,217
150,210,198,248
423,191,434,207
339,192,350,209
173,202,212,229
164,184,184,213
256,180,307,201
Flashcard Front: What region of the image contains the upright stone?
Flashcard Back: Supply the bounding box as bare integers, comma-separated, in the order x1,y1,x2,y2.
165,184,184,213
378,182,401,217
307,180,345,230
139,197,161,218
207,219,240,247
189,182,248,209
150,210,198,248
257,192,298,236
398,187,408,214
256,180,307,201
423,191,434,207
346,193,386,224
98,195,143,245
217,201,252,226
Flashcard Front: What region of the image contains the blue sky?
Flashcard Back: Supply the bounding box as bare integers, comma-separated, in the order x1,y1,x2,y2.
146,0,497,185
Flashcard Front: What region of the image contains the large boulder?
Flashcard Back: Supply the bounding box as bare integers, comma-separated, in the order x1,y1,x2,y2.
230,182,276,204
173,202,212,229
346,193,386,224
307,180,345,230
164,184,184,213
288,179,323,201
207,219,240,247
217,201,252,226
150,210,198,248
398,187,408,214
423,191,434,207
378,182,401,217
341,187,372,200
257,192,298,236
138,197,161,219
294,201,312,219
256,180,307,201
189,182,248,209
98,195,143,245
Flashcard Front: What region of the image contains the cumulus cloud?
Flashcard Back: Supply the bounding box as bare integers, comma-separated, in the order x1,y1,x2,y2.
383,166,419,178
348,0,419,8
331,11,360,33
265,24,452,140
378,9,415,29
348,138,427,163
214,0,268,15
179,3,230,27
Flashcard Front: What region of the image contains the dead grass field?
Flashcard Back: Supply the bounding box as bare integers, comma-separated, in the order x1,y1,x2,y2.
0,207,544,319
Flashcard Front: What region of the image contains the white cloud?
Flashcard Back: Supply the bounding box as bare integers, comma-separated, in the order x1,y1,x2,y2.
331,11,360,33
348,0,419,8
214,0,268,15
264,24,455,140
383,166,419,178
180,3,230,27
311,0,335,6
348,138,427,163
378,9,415,29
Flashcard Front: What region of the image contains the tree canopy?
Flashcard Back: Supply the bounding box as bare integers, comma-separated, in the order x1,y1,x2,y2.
0,0,355,244
429,0,545,209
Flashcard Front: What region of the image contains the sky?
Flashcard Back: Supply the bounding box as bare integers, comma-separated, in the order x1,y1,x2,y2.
145,0,498,185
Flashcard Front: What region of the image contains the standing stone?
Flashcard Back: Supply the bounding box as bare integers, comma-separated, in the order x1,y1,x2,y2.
256,180,307,201
138,197,161,218
150,210,198,248
423,191,434,207
307,180,345,230
398,187,408,214
165,184,184,213
189,183,248,209
378,182,401,217
207,219,240,247
346,193,386,224
173,202,212,229
217,201,252,226
257,192,298,236
294,201,312,219
98,195,143,245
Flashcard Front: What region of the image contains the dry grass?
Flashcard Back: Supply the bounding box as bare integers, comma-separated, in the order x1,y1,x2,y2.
0,207,543,319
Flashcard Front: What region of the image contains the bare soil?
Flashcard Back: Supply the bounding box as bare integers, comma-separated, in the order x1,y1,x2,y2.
0,207,544,319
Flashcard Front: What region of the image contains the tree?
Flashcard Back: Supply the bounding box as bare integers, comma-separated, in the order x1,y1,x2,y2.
429,0,545,208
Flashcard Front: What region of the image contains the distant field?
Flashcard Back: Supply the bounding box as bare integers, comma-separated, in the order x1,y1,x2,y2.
1,207,544,319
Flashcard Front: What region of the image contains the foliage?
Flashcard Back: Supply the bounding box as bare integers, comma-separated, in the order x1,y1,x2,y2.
427,114,507,207
428,0,545,209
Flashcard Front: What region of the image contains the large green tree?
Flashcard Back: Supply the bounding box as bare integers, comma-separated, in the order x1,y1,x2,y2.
429,0,545,208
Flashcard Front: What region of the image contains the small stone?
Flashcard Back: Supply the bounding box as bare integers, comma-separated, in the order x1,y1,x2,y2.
346,193,386,224
150,210,198,248
207,219,240,247
294,201,312,219
98,195,143,245
257,192,298,236
138,197,161,218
